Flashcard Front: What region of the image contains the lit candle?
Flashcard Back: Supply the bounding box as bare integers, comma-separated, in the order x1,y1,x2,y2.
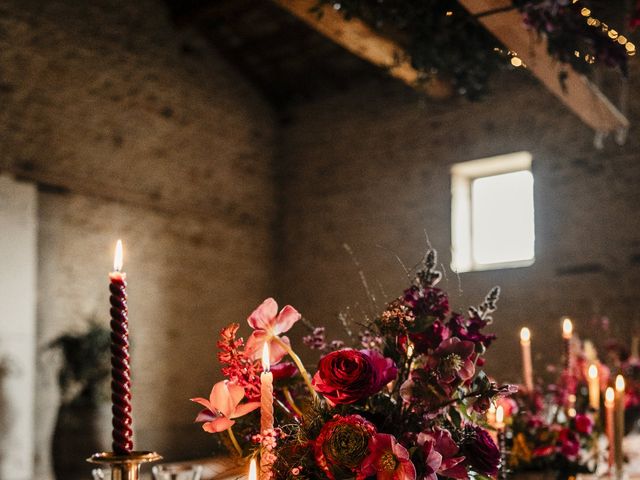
587,364,600,412
495,405,505,430
606,387,615,470
520,327,534,392
615,375,625,473
562,317,573,370
249,457,258,480
260,343,274,476
109,240,133,455
260,343,274,433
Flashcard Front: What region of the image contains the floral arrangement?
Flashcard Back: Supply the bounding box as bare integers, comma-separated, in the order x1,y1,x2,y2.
314,0,635,99
504,391,598,478
191,251,517,480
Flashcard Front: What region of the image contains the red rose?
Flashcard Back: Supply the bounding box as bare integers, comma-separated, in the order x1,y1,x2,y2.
312,349,398,405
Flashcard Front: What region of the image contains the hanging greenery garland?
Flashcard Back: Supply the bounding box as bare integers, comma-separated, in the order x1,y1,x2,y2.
316,0,635,99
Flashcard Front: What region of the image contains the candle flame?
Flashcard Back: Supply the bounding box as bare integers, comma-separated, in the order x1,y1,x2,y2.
562,318,573,339
615,374,625,393
588,364,598,380
488,403,496,414
262,342,270,372
113,240,124,272
496,405,504,424
606,387,615,405
520,327,531,342
248,457,257,480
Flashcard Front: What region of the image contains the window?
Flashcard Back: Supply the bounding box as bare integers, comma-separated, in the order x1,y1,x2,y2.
451,152,535,272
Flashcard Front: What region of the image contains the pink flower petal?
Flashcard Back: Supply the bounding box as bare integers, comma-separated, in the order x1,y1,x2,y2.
245,330,267,359
231,401,260,418
195,408,216,423
209,381,236,418
227,383,246,408
202,417,235,433
190,397,212,410
270,336,290,364
273,305,301,335
247,298,279,331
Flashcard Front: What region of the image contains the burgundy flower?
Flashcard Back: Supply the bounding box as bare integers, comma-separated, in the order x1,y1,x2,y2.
574,414,593,435
418,428,467,479
271,361,298,381
447,313,496,349
313,414,377,480
408,320,450,354
312,349,397,405
461,426,500,477
559,428,580,458
428,338,476,384
358,433,416,480
419,440,443,480
403,286,450,320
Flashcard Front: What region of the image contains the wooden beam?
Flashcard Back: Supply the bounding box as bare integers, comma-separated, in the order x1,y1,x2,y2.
458,0,628,133
272,0,628,133
271,0,419,85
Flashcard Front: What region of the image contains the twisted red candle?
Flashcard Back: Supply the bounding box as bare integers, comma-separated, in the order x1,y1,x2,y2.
109,269,133,455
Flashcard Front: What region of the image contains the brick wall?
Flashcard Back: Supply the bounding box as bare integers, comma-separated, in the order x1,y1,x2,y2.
0,0,277,475
277,68,640,387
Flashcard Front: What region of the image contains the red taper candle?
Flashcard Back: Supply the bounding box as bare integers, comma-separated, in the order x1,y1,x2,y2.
109,240,133,455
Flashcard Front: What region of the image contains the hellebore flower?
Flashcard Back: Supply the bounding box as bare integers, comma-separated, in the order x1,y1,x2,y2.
190,380,259,433
359,433,417,480
429,337,476,384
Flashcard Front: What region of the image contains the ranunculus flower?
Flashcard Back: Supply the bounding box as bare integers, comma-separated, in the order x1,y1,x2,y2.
359,433,416,480
461,426,500,477
312,349,398,405
574,413,593,435
418,428,467,480
190,380,260,432
428,338,475,384
314,414,377,480
245,298,301,364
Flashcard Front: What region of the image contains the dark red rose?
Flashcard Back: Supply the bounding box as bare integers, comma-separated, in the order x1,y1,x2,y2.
461,426,500,477
559,428,580,458
312,349,398,405
313,414,376,480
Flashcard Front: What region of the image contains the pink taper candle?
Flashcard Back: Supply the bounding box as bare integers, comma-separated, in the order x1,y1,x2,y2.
109,240,133,455
520,328,534,392
260,343,274,475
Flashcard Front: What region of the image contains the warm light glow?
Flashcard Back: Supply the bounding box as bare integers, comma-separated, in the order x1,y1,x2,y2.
406,341,415,358
615,374,625,393
262,342,270,372
568,408,577,418
605,387,615,405
562,318,573,339
588,364,598,380
113,239,124,272
520,327,531,343
488,403,496,415
496,405,504,425
248,457,258,480
511,57,523,67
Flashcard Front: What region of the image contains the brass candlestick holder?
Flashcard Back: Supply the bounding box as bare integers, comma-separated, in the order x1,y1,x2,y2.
88,451,162,480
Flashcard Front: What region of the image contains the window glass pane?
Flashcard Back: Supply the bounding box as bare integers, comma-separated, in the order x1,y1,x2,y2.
471,170,534,265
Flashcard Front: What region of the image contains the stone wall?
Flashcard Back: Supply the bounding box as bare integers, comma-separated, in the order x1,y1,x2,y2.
0,0,277,476
277,68,640,385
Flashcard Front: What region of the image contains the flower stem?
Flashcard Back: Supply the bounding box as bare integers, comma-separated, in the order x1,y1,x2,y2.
227,426,242,457
274,336,318,400
283,387,304,416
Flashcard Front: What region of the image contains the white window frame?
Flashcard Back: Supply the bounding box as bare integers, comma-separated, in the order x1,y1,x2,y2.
451,151,534,273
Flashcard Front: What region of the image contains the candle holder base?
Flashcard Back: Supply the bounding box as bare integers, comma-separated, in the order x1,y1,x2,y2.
88,451,162,480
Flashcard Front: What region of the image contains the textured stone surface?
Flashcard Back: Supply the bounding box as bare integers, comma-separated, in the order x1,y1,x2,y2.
278,67,640,384
0,0,277,477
